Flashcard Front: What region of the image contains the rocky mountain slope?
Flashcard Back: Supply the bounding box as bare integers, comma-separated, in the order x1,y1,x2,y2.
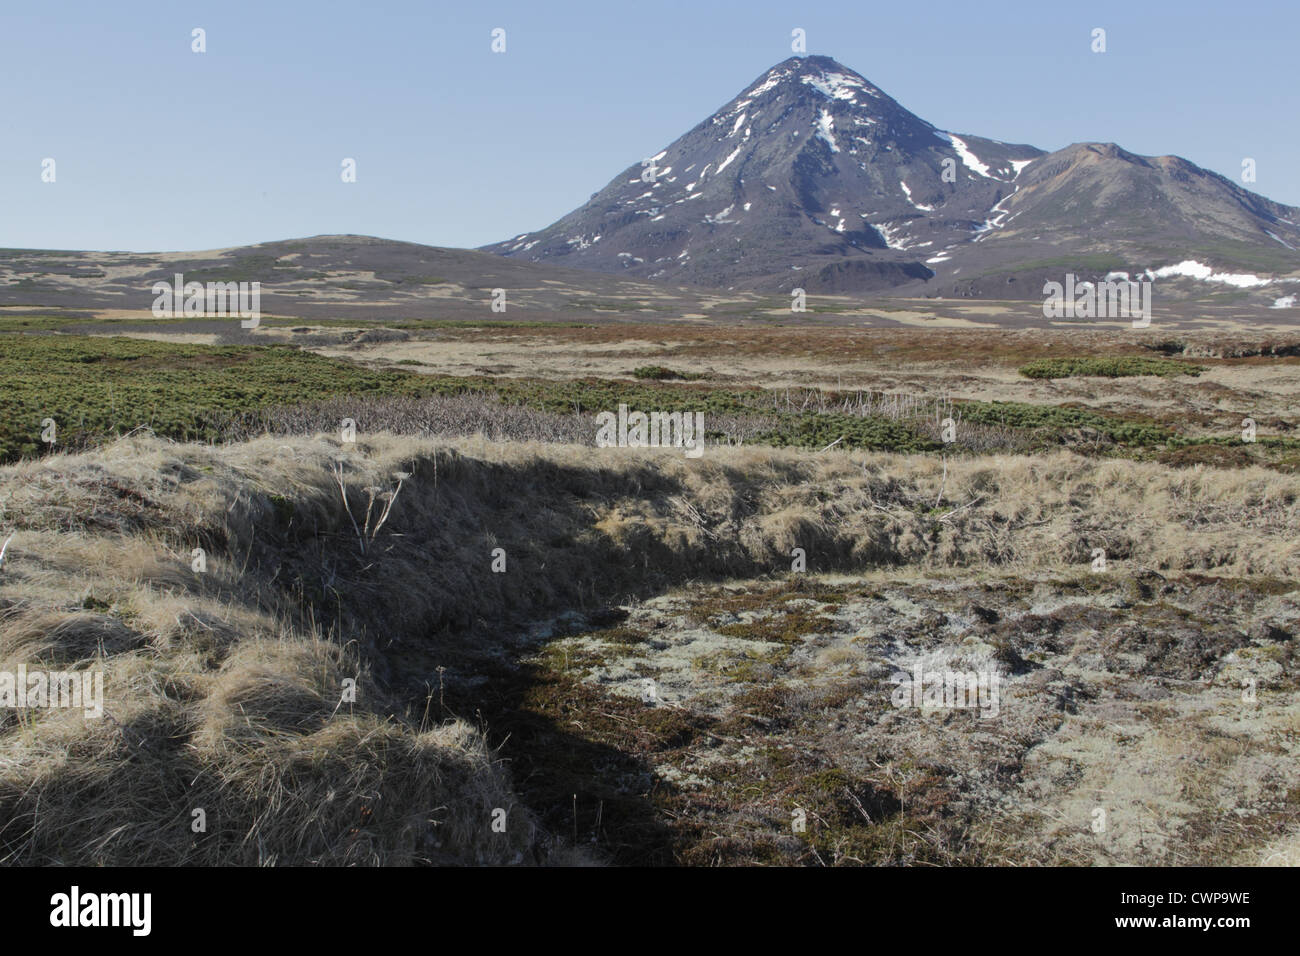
485,56,1300,299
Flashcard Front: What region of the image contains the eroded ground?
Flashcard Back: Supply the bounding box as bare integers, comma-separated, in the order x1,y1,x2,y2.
485,573,1300,865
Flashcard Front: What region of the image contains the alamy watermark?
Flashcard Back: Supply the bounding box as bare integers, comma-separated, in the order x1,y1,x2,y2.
595,403,705,458
1043,273,1151,327
151,272,261,328
50,886,150,935
890,665,1000,719
1,664,103,719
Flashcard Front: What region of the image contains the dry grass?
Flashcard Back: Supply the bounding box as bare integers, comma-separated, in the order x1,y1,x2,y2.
0,431,1297,864
303,324,1300,448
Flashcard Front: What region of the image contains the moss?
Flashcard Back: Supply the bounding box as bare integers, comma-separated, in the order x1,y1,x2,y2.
714,608,837,644
683,582,845,625
534,641,609,679
715,685,795,734
589,625,650,646
691,645,788,681
688,746,950,866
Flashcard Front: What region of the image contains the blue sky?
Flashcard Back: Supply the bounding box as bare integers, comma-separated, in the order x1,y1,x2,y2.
3,0,1297,252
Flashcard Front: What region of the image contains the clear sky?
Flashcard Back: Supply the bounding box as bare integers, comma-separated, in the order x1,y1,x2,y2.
3,0,1297,252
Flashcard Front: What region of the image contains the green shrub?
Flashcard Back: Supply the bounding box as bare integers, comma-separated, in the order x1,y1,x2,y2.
1018,357,1205,379
955,400,1173,445
630,366,703,381
755,414,939,453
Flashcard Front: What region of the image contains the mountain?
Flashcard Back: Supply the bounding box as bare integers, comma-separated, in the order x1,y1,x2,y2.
484,56,1300,299
920,142,1300,299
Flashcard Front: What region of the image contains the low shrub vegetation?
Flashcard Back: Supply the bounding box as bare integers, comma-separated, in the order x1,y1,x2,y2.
1018,356,1205,379
630,365,704,381
0,333,1259,466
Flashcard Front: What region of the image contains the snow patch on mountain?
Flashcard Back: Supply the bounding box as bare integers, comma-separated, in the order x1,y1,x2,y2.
936,132,994,178
900,181,934,212
716,144,743,173
1145,260,1274,288
801,71,877,102
815,110,839,153
872,219,911,250
974,190,1019,239
744,69,789,100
